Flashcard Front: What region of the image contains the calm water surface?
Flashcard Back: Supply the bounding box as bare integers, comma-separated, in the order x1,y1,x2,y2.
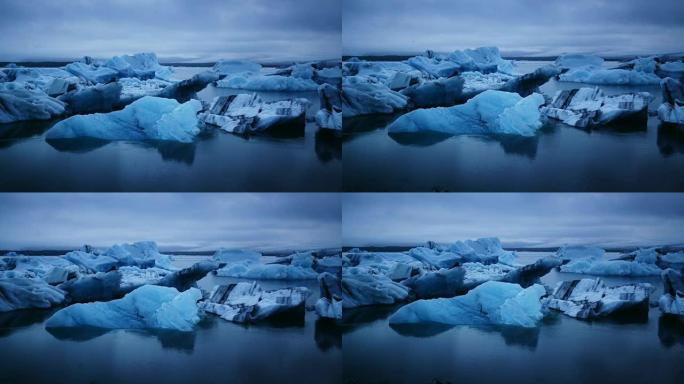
343,252,684,384
343,61,684,191
0,256,342,384
0,67,341,191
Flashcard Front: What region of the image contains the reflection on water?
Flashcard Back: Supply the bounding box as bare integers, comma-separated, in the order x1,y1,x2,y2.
658,315,684,348
315,318,342,351
657,124,684,156
315,129,342,162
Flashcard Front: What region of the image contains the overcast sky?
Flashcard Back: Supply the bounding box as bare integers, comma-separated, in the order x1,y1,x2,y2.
0,0,341,63
343,0,684,57
0,194,341,251
343,193,684,248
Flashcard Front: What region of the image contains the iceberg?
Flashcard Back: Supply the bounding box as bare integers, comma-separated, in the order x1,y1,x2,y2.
342,76,408,117
388,90,545,137
342,267,410,308
200,282,309,323
554,54,605,69
389,281,546,328
119,261,218,291
65,62,119,84
407,247,461,269
658,251,684,270
402,267,466,299
0,255,78,282
541,87,651,128
659,269,684,317
199,94,307,135
555,245,605,261
57,270,124,303
46,285,202,331
104,52,173,81
559,67,661,85
657,61,684,80
447,237,516,265
657,78,684,125
58,82,122,115
212,60,262,76
406,55,461,78
0,83,65,123
315,83,342,130
315,272,342,319
0,278,66,312
46,96,202,142
212,248,262,264
216,73,319,91
103,241,174,270
546,278,651,319
400,76,465,108
215,260,318,280
560,257,662,276
63,251,118,273
155,71,219,102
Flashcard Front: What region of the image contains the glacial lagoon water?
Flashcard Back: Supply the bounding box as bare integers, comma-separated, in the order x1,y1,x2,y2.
0,67,341,192
0,256,342,384
343,61,684,191
343,252,684,384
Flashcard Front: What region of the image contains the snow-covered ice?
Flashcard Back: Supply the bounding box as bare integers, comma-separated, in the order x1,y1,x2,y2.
46,96,202,142
46,285,202,331
546,278,651,319
541,87,651,128
389,281,546,328
388,90,545,137
200,282,309,323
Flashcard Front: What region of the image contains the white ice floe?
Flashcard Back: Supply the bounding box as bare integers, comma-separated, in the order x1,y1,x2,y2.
546,278,651,319
46,285,202,331
200,281,309,323
199,93,308,134
215,260,318,280
559,67,661,85
541,87,651,128
389,281,546,328
0,278,66,312
560,256,662,276
388,90,545,137
46,96,201,142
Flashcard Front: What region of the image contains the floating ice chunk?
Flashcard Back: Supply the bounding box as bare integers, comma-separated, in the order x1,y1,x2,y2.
460,47,517,75
400,76,465,108
46,285,202,331
633,247,659,264
657,78,684,125
58,270,123,303
120,260,218,291
200,282,309,323
542,87,651,128
215,261,318,280
555,245,605,260
63,251,118,273
346,251,422,277
65,62,119,84
342,267,410,308
119,77,171,99
0,278,66,312
315,83,342,130
212,248,262,264
546,278,651,319
316,272,342,319
554,54,604,69
389,281,546,328
119,266,173,288
199,94,307,135
155,71,219,102
46,96,201,142
0,83,65,123
102,241,173,270
388,90,544,137
659,269,684,317
0,255,78,281
559,66,661,85
462,262,515,284
212,60,261,75
561,256,662,276
104,53,173,81
403,267,466,299
461,71,514,92
659,252,684,270
342,76,408,117
658,61,684,80
407,247,461,269
406,56,461,78
58,82,122,115
216,72,319,91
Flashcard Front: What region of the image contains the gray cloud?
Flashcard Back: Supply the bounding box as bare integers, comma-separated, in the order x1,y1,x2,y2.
343,193,684,248
0,193,341,251
0,0,341,62
343,0,684,56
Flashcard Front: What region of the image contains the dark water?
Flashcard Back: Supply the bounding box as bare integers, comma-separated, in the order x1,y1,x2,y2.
343,252,684,384
0,256,342,384
0,68,341,192
343,61,684,191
